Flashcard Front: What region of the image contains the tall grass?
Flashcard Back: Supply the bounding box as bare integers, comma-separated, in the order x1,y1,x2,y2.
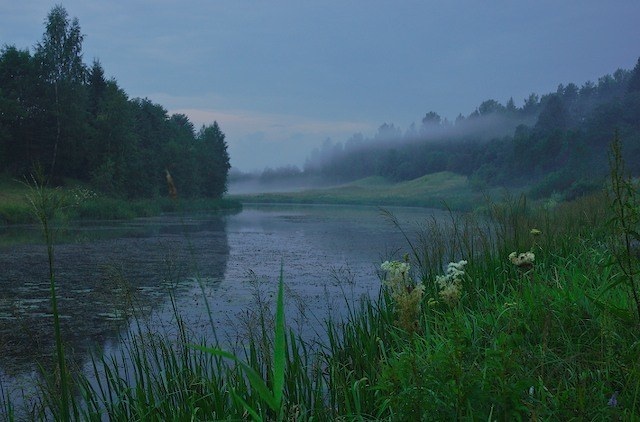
319,187,638,420
23,173,73,421
606,132,640,321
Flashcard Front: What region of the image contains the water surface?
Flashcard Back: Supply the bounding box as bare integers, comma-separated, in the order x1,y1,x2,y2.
0,203,446,402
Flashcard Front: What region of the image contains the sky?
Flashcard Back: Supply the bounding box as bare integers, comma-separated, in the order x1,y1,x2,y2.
1,1,639,171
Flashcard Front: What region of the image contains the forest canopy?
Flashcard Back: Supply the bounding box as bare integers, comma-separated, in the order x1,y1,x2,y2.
292,58,640,200
0,6,230,199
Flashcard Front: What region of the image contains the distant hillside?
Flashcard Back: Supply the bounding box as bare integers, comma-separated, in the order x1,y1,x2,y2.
293,58,640,201
233,172,493,210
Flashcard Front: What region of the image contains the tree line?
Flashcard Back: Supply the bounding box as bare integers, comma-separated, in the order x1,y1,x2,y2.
0,6,230,199
298,58,640,200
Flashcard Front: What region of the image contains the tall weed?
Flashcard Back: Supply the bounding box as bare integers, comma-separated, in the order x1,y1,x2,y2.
23,172,72,421
606,132,640,321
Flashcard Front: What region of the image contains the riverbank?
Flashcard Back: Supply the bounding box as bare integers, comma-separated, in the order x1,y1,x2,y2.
230,172,515,211
0,176,242,225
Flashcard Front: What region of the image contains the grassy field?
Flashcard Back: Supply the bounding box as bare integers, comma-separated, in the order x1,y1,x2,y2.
231,172,490,210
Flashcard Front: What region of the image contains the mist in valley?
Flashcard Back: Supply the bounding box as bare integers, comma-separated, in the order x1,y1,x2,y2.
229,65,640,202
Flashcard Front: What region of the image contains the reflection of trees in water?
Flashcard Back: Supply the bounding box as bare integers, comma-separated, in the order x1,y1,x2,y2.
0,215,229,377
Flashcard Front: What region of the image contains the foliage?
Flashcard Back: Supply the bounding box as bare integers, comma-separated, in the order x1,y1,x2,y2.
293,58,640,202
0,7,230,200
23,171,73,421
0,173,241,227
4,6,640,422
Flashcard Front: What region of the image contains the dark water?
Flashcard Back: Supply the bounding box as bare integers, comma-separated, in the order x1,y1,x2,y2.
0,203,446,406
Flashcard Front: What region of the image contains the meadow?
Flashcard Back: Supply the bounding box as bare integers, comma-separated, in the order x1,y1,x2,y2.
2,148,640,421
230,171,500,211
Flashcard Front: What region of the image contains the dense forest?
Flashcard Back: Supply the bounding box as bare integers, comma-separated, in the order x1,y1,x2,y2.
244,58,640,201
0,6,230,199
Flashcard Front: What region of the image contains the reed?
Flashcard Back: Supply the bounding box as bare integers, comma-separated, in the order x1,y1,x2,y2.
23,172,71,421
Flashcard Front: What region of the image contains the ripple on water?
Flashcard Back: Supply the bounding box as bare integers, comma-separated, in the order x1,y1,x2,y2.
0,312,16,320
95,311,127,321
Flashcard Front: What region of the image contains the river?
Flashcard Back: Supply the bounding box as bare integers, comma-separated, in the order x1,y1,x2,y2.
0,203,447,411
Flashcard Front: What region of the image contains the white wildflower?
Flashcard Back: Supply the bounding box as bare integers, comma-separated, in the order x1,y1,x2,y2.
380,259,425,333
381,260,410,290
509,251,535,268
434,259,467,306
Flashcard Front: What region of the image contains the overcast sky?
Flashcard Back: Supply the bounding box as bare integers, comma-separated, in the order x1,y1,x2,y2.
1,1,639,171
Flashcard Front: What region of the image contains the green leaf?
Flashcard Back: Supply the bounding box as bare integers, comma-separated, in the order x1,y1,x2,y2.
585,292,635,323
190,345,277,410
189,266,288,418
230,389,263,422
595,275,626,296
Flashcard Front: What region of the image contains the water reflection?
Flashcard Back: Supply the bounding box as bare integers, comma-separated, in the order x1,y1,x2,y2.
0,214,230,377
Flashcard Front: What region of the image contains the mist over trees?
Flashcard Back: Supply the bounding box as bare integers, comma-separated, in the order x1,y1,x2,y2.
0,6,230,199
298,59,640,200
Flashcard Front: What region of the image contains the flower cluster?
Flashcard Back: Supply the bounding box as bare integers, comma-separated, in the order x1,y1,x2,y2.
380,260,425,333
508,251,535,269
435,260,467,306
380,260,411,290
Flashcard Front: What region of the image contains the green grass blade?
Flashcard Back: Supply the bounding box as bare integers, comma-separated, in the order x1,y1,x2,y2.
584,292,635,323
230,389,263,422
190,345,277,410
273,264,286,409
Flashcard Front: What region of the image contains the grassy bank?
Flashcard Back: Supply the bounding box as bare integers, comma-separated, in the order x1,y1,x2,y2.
4,155,640,419
231,172,493,210
0,176,241,225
